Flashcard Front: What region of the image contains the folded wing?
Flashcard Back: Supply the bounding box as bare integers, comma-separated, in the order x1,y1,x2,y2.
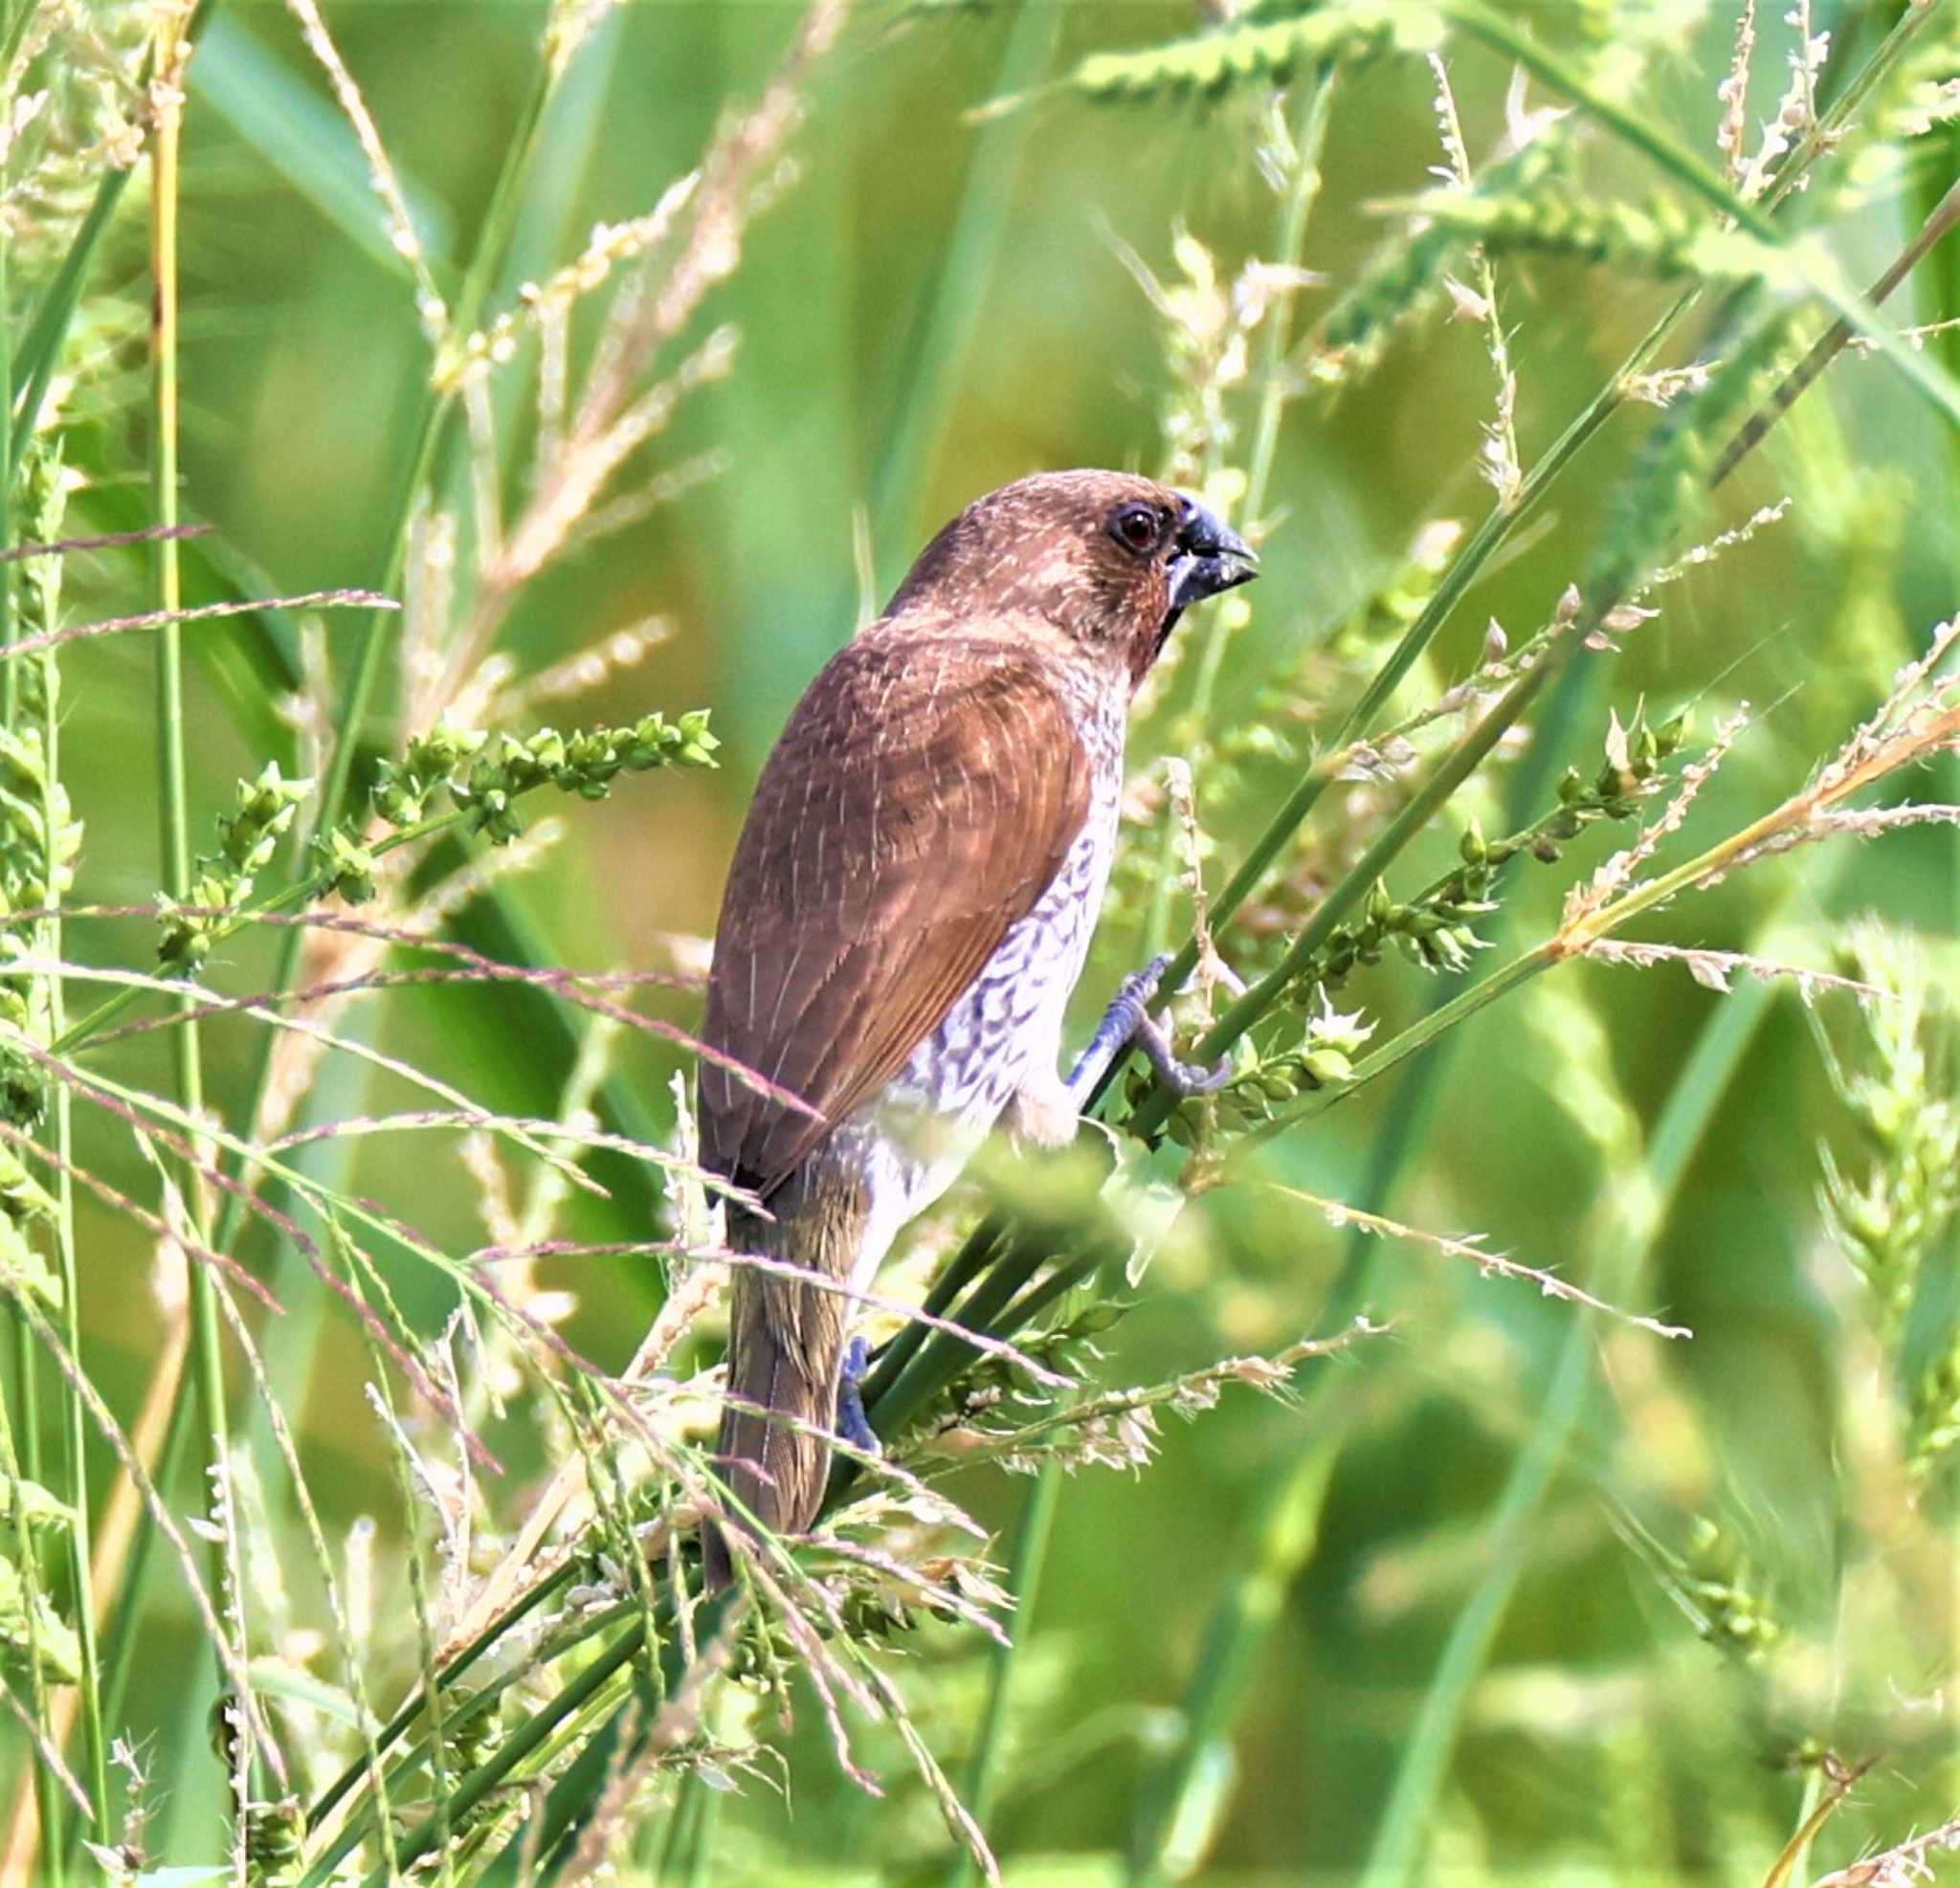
699,635,1093,1197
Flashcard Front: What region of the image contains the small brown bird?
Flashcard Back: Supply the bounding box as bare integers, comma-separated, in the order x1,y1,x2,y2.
698,469,1256,1576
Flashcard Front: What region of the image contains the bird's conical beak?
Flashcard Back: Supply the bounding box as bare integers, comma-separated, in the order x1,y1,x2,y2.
1168,498,1259,613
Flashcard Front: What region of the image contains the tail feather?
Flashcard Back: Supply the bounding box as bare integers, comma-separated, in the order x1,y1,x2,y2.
705,1180,862,1587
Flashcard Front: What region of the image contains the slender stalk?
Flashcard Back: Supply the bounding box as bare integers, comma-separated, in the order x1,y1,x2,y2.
1144,66,1336,955
358,1625,645,1885
1712,174,1960,486
869,0,1064,589
92,1387,192,1743
1242,74,1334,531
40,628,106,1848
1918,105,1960,1837
149,10,237,1757
1356,969,1786,1888
9,0,218,475
1126,1444,1337,1886
0,84,27,1522
1,184,13,730
0,154,52,1868
945,1423,1062,1888
0,1377,62,1879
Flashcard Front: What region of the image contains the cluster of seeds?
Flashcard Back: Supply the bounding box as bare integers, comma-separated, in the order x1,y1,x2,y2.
1197,706,1686,1136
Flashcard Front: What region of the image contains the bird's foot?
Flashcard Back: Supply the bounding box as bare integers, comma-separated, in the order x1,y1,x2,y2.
1132,1012,1235,1098
1067,953,1173,1100
834,1336,880,1455
1067,953,1231,1101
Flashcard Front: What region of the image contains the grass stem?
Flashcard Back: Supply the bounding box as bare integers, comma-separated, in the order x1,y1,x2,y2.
148,2,237,1755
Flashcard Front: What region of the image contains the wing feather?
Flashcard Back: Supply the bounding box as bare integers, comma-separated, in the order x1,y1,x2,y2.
699,634,1093,1196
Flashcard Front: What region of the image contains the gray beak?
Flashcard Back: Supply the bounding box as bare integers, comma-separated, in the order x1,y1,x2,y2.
1168,497,1259,613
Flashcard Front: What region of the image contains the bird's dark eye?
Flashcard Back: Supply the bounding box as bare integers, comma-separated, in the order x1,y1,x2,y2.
1109,502,1162,556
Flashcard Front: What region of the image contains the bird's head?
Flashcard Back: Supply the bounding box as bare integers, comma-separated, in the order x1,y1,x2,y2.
885,469,1258,688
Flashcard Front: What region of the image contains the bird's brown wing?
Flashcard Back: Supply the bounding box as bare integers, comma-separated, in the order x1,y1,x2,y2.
699,634,1093,1197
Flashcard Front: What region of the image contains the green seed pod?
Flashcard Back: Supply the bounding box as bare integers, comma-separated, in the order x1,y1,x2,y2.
244,1796,305,1880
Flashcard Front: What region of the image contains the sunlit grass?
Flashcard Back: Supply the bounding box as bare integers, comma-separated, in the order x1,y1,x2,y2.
0,1,1957,1882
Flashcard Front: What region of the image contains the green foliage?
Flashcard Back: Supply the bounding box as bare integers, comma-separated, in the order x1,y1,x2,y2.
1060,2,1447,105
2,1,1960,1884
1317,130,1569,374
156,762,312,971
371,713,719,840
1588,300,1801,606
1400,179,1779,288
1672,1516,1784,1665
1819,923,1959,1351
0,1549,78,1686
1196,703,1684,1133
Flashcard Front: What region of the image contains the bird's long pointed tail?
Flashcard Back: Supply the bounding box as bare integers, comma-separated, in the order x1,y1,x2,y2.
704,1186,859,1588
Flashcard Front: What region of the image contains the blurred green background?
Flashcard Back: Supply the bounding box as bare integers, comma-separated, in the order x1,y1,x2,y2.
31,0,1960,1878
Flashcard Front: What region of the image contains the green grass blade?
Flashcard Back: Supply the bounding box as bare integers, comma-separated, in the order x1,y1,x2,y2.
1355,937,1819,1888
189,12,455,282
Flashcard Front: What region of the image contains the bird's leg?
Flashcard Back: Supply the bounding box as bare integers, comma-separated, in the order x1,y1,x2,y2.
1066,953,1234,1104
833,1335,880,1455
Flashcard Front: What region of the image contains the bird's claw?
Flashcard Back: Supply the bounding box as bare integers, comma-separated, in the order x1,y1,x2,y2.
1069,953,1228,1102
1133,1013,1234,1097
834,1336,880,1455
